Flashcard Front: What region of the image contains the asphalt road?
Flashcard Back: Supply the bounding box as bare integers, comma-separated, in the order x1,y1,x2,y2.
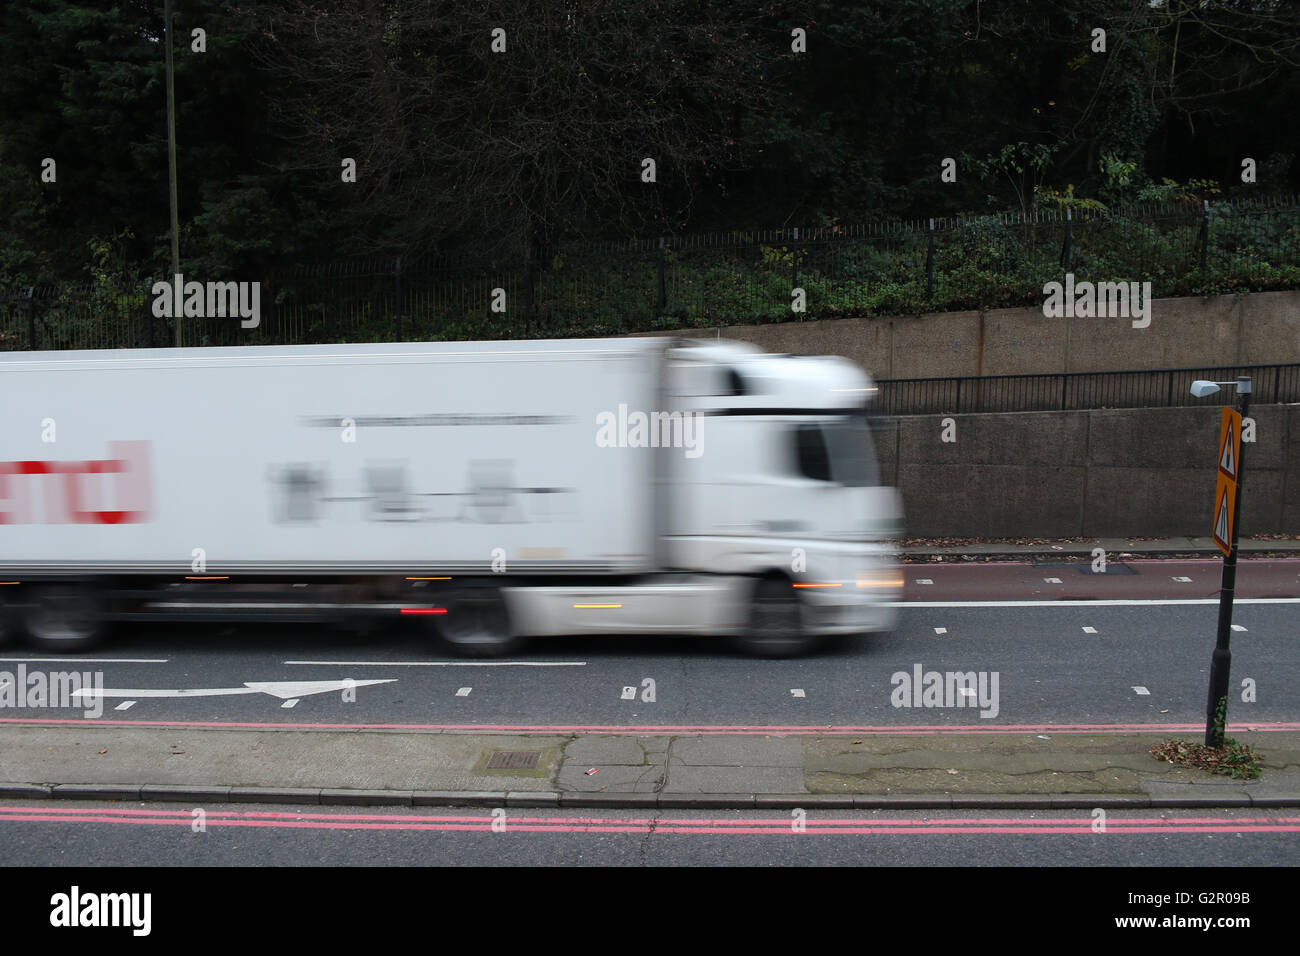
3,801,1297,867
0,558,1295,728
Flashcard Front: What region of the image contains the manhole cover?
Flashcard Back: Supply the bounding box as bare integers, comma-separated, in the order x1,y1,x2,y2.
486,750,541,770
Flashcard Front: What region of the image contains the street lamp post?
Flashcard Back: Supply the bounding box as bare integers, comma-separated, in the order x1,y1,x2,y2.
1190,376,1251,747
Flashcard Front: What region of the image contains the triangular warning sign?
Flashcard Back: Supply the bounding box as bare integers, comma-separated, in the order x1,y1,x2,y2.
1219,421,1236,477
1212,473,1235,557
1214,492,1231,543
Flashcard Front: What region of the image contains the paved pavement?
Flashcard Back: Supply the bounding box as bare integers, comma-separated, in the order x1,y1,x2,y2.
1,536,1296,811
1,721,1296,811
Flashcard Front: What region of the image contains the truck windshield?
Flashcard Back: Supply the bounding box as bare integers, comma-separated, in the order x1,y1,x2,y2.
794,416,880,487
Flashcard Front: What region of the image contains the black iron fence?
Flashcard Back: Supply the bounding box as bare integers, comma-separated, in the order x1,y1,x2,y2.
875,363,1300,415
3,193,1299,352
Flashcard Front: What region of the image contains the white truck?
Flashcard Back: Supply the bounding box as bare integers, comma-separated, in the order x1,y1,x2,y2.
0,337,902,656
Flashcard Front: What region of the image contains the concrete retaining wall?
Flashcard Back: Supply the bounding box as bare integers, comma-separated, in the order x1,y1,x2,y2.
875,404,1300,537
656,290,1300,380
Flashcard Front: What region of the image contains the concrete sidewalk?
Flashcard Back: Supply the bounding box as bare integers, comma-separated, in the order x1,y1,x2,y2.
1,722,1296,810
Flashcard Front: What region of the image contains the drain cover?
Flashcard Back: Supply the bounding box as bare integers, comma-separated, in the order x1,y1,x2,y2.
486,750,541,770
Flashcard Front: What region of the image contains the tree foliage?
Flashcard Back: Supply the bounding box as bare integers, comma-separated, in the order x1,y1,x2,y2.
0,0,1297,282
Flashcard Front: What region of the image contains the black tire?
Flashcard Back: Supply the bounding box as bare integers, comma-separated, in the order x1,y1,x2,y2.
21,585,107,653
732,578,820,657
437,588,523,658
0,603,17,648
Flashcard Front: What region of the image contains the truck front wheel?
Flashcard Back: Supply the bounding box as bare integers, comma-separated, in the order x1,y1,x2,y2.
733,578,820,657
22,585,107,653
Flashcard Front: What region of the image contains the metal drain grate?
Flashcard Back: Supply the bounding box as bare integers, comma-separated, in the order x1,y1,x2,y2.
486,750,541,770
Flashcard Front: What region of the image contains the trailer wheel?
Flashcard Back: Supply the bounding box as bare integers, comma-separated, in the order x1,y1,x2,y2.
733,578,819,657
438,589,522,657
0,603,16,648
22,586,107,653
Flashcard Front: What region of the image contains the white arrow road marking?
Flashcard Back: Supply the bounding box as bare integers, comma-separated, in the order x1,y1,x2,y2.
71,679,396,701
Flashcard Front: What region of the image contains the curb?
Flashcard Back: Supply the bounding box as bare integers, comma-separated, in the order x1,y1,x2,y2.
5,783,1297,811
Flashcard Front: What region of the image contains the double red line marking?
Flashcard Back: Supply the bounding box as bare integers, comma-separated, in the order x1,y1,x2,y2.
2,806,1297,835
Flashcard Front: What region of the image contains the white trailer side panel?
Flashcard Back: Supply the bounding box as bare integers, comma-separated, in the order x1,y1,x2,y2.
0,339,661,574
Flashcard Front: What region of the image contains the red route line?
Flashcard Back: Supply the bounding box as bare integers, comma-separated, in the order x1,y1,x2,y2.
1,806,1296,827
0,812,1295,835
1,717,1297,734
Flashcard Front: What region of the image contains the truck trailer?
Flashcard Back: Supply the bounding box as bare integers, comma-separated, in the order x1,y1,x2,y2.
0,337,903,656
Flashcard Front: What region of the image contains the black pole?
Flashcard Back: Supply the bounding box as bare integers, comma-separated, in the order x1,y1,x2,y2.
1205,377,1250,747
27,286,36,350
791,226,799,291
656,237,666,318
1060,208,1072,270
395,255,403,342
266,272,276,343
164,0,181,346
1199,200,1210,276
925,218,935,299
523,240,534,337
145,276,155,347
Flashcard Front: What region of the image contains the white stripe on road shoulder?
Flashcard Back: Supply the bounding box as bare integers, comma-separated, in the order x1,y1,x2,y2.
891,598,1300,607
0,658,168,663
283,660,587,666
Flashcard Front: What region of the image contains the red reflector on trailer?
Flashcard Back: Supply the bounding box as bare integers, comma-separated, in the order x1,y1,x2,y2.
400,607,447,615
